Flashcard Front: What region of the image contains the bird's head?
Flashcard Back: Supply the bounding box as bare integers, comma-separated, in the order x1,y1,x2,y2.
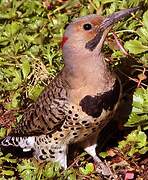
61,6,140,59
61,14,104,55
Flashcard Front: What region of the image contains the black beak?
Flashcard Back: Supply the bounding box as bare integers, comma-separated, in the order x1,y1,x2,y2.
86,6,140,51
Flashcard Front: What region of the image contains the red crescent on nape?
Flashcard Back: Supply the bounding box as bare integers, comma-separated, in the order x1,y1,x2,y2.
61,36,68,48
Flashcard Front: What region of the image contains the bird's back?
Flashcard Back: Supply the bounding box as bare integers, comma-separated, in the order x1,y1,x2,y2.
9,71,69,137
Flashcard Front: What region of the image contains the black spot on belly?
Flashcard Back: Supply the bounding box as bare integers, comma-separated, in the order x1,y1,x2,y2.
79,80,120,118
60,133,64,137
50,155,55,158
39,155,46,160
73,132,77,136
63,125,68,129
49,149,55,154
68,110,72,114
41,149,47,155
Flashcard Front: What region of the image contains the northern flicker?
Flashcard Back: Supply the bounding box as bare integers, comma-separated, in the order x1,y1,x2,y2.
1,7,139,175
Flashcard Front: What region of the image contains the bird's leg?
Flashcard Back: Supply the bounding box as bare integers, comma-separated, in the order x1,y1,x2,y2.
55,144,68,170
80,133,111,176
84,145,111,176
57,151,67,170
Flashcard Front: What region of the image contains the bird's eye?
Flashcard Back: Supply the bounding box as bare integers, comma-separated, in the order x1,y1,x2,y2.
83,23,92,31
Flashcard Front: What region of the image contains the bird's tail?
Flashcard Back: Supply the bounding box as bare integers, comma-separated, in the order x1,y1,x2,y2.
1,136,35,152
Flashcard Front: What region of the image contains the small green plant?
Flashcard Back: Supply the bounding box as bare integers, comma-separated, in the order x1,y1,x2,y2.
79,163,94,175
0,152,17,178
118,129,148,156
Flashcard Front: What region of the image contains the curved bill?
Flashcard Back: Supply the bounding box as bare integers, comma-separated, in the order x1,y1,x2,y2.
86,6,140,51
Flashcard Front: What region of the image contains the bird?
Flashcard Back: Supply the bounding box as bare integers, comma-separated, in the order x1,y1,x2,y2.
1,7,139,176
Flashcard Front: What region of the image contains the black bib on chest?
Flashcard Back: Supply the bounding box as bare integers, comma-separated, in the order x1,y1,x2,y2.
79,80,120,118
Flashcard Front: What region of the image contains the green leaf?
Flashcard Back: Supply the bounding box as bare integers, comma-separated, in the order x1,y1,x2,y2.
0,128,6,138
80,6,89,16
85,163,94,173
143,10,148,30
137,27,148,44
43,164,54,177
139,146,148,154
21,58,30,79
5,22,22,36
144,125,148,130
68,171,76,180
43,162,61,178
101,0,116,5
1,170,14,176
125,88,148,128
2,67,22,91
0,36,10,46
28,84,44,101
5,91,21,109
99,151,108,158
127,0,142,6
124,40,148,54
17,159,37,180
79,163,94,175
136,131,147,148
79,167,87,175
140,53,148,67
0,153,17,164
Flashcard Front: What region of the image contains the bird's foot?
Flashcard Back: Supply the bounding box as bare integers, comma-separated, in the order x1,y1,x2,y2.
93,156,111,176
94,161,111,176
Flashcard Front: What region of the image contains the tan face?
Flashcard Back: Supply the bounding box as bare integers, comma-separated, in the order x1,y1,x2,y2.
61,15,104,49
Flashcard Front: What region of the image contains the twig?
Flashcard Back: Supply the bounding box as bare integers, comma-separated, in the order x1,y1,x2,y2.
67,152,87,170
112,32,128,56
117,68,148,88
88,0,98,11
